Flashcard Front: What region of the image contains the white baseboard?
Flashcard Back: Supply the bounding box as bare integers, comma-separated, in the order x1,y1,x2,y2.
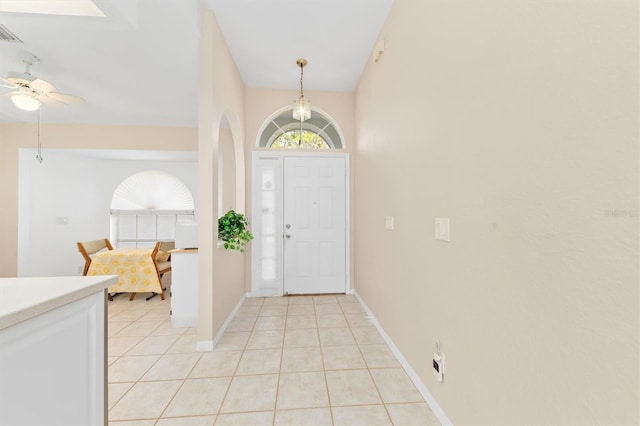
209,294,247,349
353,291,453,426
195,340,213,352
171,316,197,328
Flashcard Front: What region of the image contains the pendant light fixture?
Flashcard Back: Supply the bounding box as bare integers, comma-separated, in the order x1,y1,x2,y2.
292,58,311,122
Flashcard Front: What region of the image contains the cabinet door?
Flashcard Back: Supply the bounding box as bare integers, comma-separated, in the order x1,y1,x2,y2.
171,252,199,328
0,292,106,426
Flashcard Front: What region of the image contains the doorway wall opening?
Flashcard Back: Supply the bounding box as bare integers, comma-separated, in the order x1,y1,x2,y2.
110,170,195,248
251,152,350,297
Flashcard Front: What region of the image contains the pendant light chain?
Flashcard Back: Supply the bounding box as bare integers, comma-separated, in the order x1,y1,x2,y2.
298,59,305,146
299,62,304,99
36,107,43,163
299,61,303,145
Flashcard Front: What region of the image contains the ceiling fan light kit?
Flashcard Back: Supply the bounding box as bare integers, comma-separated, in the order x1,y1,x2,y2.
1,54,85,112
11,92,41,111
292,58,311,122
0,53,86,164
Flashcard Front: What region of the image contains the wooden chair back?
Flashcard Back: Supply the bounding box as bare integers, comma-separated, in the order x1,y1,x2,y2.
151,240,175,277
77,238,114,275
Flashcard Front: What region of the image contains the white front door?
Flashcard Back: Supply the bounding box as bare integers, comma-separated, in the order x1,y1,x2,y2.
283,156,347,294
251,153,349,297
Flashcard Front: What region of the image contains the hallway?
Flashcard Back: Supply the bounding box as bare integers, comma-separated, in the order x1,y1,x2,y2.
107,293,440,425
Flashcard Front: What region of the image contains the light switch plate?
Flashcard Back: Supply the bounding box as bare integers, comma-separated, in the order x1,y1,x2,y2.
435,218,450,241
385,215,395,230
55,216,69,225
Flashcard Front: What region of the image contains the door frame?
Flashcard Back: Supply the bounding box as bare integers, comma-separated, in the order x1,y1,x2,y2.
251,151,350,297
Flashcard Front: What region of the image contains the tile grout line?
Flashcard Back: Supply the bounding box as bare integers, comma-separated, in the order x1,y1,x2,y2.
108,293,188,423
346,297,402,424
214,297,264,424
271,298,291,425
108,301,165,418
341,299,391,423
153,350,205,422
317,298,337,426
109,294,430,425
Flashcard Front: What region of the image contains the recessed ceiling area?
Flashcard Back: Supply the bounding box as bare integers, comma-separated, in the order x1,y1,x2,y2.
206,0,393,92
37,148,198,162
0,0,392,126
0,0,105,17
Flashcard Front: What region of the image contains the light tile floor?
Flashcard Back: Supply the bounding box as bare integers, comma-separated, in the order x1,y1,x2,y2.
108,292,440,425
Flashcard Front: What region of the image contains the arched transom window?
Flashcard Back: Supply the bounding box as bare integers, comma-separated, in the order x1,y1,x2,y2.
271,129,330,149
258,107,344,149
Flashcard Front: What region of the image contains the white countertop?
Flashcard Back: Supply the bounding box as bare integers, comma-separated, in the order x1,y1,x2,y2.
169,248,199,253
0,275,117,330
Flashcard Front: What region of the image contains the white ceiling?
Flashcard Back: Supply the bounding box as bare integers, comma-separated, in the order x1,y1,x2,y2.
0,0,392,127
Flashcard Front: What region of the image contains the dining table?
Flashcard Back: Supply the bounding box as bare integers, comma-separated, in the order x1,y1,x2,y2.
86,248,162,299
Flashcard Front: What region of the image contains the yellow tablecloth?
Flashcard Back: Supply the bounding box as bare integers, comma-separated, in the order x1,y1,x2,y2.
87,249,162,295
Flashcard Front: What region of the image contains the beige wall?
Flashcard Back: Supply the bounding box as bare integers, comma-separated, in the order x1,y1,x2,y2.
355,0,638,424
244,88,355,151
197,9,246,345
0,122,196,277
219,128,236,214
215,127,242,331
243,88,356,293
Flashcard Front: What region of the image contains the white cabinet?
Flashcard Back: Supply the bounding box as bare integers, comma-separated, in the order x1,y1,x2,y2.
0,276,114,426
170,249,198,327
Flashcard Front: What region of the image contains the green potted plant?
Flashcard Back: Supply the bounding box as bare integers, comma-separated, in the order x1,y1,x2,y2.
218,210,254,252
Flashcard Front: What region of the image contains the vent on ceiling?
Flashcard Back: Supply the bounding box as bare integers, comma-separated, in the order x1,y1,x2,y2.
0,24,23,43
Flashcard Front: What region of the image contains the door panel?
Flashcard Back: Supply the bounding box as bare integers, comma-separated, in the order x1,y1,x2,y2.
251,157,284,296
284,156,346,295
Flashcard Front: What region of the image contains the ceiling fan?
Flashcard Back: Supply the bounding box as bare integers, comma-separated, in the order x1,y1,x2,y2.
0,54,85,111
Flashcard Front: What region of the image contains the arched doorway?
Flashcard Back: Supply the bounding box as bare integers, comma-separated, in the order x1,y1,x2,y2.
252,106,350,296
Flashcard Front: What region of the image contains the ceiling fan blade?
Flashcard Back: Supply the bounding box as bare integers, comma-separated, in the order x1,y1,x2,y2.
29,78,56,93
0,79,18,89
3,91,23,97
45,91,85,105
38,95,64,107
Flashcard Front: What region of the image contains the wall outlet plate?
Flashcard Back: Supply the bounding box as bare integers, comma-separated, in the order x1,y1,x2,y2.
385,215,394,230
435,218,450,241
433,352,444,382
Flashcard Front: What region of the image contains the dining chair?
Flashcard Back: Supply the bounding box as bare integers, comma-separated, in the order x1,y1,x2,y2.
130,240,175,301
77,238,114,276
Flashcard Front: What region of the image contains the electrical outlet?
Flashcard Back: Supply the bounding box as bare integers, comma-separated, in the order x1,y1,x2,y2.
435,218,450,241
385,216,395,230
433,353,443,382
434,340,446,382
